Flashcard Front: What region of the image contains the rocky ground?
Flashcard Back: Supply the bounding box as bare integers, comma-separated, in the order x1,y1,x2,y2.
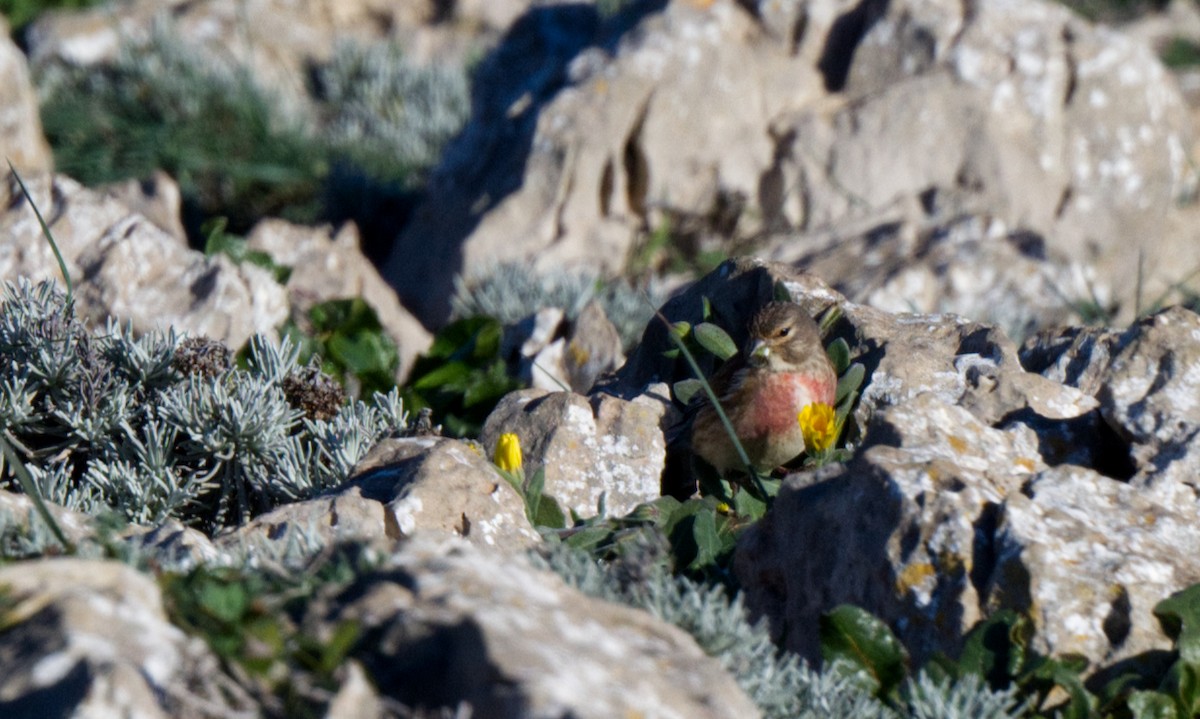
5,1,1200,717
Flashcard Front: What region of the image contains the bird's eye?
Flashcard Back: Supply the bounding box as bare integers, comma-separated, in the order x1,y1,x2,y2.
778,327,791,338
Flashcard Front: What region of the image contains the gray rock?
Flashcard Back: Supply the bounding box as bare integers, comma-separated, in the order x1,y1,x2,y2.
735,394,1048,663
315,536,762,719
385,0,1193,327
1098,307,1200,491
245,218,432,383
0,14,53,174
989,466,1200,665
0,559,255,719
0,172,289,349
347,437,541,551
99,171,188,244
481,387,672,518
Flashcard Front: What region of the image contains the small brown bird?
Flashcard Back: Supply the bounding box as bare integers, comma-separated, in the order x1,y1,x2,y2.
691,302,837,475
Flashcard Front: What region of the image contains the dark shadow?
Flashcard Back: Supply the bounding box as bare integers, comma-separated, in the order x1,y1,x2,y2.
384,1,669,329
816,0,890,93
999,408,1137,481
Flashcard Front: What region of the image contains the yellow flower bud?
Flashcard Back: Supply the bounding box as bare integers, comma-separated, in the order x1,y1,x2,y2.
798,402,838,454
494,432,523,473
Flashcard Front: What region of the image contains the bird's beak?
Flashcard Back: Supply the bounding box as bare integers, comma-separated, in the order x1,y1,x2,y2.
748,340,770,367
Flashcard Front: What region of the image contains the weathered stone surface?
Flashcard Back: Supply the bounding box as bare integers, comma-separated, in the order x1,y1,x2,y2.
735,394,1047,663
481,387,671,517
317,536,761,719
347,437,540,551
0,559,251,719
1096,307,1200,490
719,263,1200,674
766,205,1107,340
386,0,1193,327
505,299,626,393
0,489,96,548
98,171,188,244
76,214,289,348
0,15,53,174
0,172,289,349
245,218,433,382
989,466,1200,665
213,488,393,561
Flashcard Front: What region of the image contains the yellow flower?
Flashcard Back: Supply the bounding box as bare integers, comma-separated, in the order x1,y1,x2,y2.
494,432,523,473
798,403,838,454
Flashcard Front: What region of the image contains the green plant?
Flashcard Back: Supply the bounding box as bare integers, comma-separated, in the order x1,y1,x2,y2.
401,316,524,438
202,217,292,285
1162,37,1200,69
280,298,400,399
38,29,329,234
159,550,368,719
36,30,468,241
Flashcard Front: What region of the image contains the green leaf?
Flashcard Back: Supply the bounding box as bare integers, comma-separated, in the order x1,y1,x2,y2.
524,467,546,524
826,337,851,375
412,360,473,392
1129,691,1180,719
731,485,768,522
533,493,566,529
687,509,727,572
327,332,394,376
701,295,713,320
819,304,843,336
462,361,519,408
954,610,1031,686
671,321,692,340
1021,655,1092,718
1162,661,1200,717
819,605,910,698
836,363,866,406
694,322,737,360
1155,585,1200,665
198,578,250,624
673,378,705,405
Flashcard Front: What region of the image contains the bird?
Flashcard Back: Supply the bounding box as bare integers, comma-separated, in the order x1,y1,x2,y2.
689,302,837,475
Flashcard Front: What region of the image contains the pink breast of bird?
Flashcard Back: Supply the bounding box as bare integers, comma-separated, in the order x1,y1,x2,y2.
747,372,836,437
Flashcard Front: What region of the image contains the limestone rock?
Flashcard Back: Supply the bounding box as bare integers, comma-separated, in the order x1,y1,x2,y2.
76,214,289,348
481,388,672,518
0,14,53,174
766,205,1108,340
98,171,188,244
1096,307,1200,490
0,172,289,349
989,466,1200,665
0,559,251,719
245,218,433,382
386,0,1193,327
347,437,540,551
316,536,762,719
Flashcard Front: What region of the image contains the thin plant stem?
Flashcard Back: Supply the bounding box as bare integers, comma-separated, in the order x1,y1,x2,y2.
7,161,73,303
0,431,73,553
654,309,770,501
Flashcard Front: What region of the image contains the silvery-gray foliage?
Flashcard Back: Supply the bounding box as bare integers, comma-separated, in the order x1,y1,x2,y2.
538,542,1025,719
451,264,666,349
905,672,1025,719
316,40,471,171
0,279,408,532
